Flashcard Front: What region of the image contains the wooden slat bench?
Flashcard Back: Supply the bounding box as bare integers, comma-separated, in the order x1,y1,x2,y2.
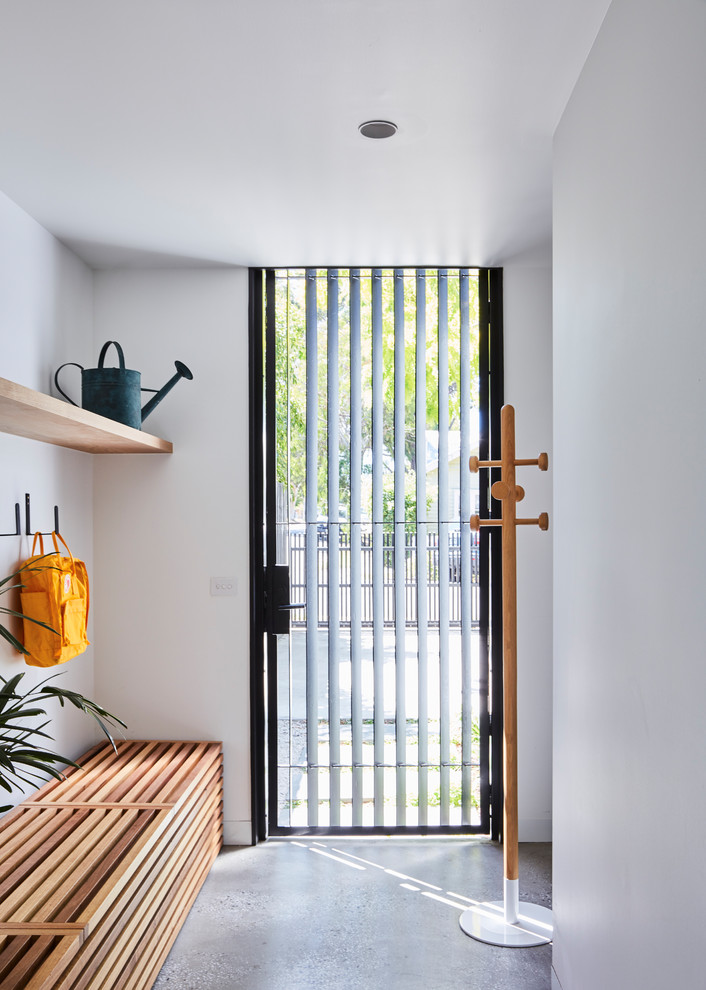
0,740,223,990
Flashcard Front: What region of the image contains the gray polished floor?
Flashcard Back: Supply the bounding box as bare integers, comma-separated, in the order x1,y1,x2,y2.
154,838,552,990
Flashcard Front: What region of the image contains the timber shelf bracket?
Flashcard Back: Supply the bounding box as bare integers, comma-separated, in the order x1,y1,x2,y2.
460,403,553,948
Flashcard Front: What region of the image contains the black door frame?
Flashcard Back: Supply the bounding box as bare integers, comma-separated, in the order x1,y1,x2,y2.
248,267,504,844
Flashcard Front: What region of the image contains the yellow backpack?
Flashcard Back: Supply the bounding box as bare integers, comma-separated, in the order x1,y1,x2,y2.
20,532,90,667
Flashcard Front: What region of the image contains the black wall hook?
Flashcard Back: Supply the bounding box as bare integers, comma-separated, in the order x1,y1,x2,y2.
1,494,60,537
0,502,21,537
24,493,60,537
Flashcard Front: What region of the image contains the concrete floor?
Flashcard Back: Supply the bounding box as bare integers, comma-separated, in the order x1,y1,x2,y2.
153,838,552,990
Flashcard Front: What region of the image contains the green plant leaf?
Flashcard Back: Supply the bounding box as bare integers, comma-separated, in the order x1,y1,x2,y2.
0,633,23,652
41,686,127,739
0,585,28,597
0,625,29,654
9,750,78,770
0,605,57,634
0,725,54,743
0,707,47,723
0,674,25,708
0,657,125,803
0,554,57,589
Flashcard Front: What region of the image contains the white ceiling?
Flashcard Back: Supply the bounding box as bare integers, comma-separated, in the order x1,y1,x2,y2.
0,1,610,269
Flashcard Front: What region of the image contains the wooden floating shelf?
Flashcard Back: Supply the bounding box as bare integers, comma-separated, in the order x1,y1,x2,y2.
0,377,173,454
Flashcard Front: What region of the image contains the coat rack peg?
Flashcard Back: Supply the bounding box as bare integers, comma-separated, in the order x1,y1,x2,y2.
518,513,549,529
469,455,501,472
24,493,60,537
0,502,21,537
470,516,501,530
470,453,548,473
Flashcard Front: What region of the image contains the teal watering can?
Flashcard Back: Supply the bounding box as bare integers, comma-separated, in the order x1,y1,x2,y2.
55,340,193,430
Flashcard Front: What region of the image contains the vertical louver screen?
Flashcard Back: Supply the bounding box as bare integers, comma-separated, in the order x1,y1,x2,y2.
267,268,490,833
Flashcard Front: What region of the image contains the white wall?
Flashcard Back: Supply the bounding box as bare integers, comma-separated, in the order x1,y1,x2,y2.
504,263,553,841
0,191,96,809
0,182,552,845
553,1,706,986
92,269,251,845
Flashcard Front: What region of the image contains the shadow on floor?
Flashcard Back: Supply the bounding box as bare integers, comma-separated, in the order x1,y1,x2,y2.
154,838,552,990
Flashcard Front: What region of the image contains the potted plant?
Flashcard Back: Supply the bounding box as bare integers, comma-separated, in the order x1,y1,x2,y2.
0,559,125,812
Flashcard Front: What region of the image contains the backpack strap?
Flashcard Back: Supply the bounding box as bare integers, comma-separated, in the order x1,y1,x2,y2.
31,532,44,555
52,531,75,564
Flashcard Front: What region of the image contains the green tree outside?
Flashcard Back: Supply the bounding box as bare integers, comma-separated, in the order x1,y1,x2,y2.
272,269,480,523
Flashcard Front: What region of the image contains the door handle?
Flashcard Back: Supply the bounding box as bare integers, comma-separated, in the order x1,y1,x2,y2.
265,566,304,634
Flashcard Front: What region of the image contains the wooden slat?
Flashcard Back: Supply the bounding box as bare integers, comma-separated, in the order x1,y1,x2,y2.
0,936,82,990
109,742,202,805
127,743,221,807
0,935,34,986
77,795,222,990
0,741,223,990
33,742,164,806
30,740,224,806
54,813,164,934
22,744,135,807
54,791,222,990
107,812,221,990
64,810,174,939
65,777,215,931
101,742,221,807
0,809,81,887
0,932,84,990
23,803,175,811
0,810,106,922
45,813,162,928
53,790,222,990
118,835,221,990
0,928,84,941
96,743,181,805
30,741,222,810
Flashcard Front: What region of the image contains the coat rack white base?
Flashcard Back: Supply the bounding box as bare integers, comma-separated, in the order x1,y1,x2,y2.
459,879,553,947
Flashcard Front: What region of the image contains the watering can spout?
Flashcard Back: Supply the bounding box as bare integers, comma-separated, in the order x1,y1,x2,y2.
141,361,194,423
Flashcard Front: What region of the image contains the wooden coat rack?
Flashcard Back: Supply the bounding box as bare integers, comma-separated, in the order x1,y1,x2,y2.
459,404,554,948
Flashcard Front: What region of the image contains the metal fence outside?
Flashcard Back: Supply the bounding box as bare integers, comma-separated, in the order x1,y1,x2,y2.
288,528,479,628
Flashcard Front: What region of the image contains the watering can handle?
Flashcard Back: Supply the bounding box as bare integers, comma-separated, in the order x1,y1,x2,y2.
54,363,84,406
97,340,126,369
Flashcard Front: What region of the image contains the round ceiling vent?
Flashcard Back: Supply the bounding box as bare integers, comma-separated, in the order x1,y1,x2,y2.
358,120,398,139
